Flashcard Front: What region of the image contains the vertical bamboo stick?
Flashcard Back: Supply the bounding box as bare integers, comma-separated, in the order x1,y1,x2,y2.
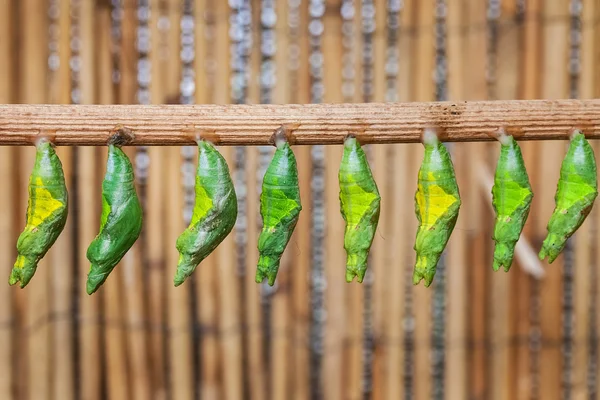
594,6,600,397
445,0,469,399
95,3,131,400
538,3,569,400
466,2,491,399
513,0,542,397
146,1,168,399
270,0,292,398
488,3,522,400
167,146,195,400
77,0,103,398
244,146,265,399
572,1,598,399
322,1,346,398
242,1,266,399
198,1,223,395
580,2,600,400
20,0,51,398
49,1,75,399
379,1,416,398
0,1,14,398
165,1,194,399
119,0,152,397
370,0,390,398
412,0,434,398
291,1,311,398
214,2,243,398
342,3,365,399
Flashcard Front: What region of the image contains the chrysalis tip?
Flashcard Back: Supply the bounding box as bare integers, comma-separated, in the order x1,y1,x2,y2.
108,126,135,147
34,136,50,148
570,128,583,140
273,126,288,149
422,128,439,146
34,130,56,148
494,127,512,146
343,134,357,148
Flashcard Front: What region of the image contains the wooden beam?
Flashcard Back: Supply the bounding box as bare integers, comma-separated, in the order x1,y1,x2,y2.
0,100,600,145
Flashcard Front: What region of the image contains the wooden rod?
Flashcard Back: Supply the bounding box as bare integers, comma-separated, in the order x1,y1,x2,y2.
1,100,600,145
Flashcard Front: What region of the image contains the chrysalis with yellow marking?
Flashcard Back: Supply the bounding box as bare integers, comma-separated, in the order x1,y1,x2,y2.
86,129,143,294
174,140,237,286
539,130,597,263
413,128,461,287
9,139,68,287
339,136,381,282
491,130,533,272
256,127,302,286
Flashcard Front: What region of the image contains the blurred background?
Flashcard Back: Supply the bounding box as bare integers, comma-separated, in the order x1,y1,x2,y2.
0,0,598,399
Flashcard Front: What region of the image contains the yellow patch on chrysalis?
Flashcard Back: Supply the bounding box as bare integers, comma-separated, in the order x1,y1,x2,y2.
340,171,378,227
190,184,214,225
500,182,531,216
100,196,110,230
343,189,378,227
559,181,597,209
14,255,25,271
261,188,300,228
416,183,458,228
27,178,63,228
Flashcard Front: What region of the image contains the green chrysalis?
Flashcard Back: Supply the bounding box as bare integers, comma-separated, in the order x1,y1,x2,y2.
491,130,533,272
9,139,68,287
339,136,381,283
174,140,237,286
413,128,461,287
539,130,598,263
86,129,143,294
256,127,302,286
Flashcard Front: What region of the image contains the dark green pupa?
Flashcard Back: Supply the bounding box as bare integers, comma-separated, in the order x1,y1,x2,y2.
174,140,237,286
256,127,302,286
86,129,143,294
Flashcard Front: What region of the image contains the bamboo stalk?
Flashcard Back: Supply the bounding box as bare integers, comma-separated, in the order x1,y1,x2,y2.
214,1,243,398
342,2,365,398
0,1,14,398
445,0,468,398
0,99,600,145
322,0,346,398
270,0,291,398
165,1,194,399
21,1,51,399
49,1,75,399
290,0,311,397
578,1,600,399
370,1,388,398
375,1,415,397
412,0,434,398
146,1,167,398
488,6,523,399
538,3,569,400
199,0,221,392
513,0,542,397
242,1,267,399
467,1,492,399
119,1,152,397
95,4,130,400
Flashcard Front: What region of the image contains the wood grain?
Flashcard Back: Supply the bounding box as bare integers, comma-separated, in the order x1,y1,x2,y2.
0,99,599,145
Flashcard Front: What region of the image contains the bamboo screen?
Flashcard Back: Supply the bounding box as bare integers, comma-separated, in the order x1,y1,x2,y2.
0,0,599,399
